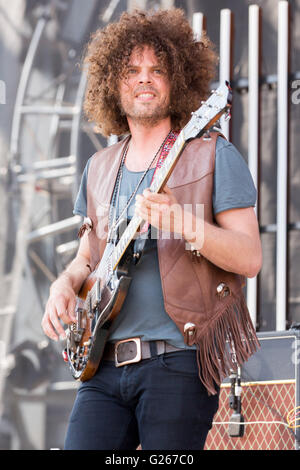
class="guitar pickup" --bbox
[66,325,83,351]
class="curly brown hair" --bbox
[83,8,218,137]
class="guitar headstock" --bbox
[184,81,232,140]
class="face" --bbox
[119,45,171,127]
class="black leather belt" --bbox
[103,337,183,367]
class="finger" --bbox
[161,184,173,195]
[136,205,153,226]
[49,301,68,339]
[141,201,168,215]
[136,193,162,209]
[55,297,71,323]
[67,296,77,323]
[137,196,161,213]
[41,312,59,342]
[136,204,150,221]
[137,204,163,229]
[58,303,75,326]
[135,196,147,214]
[142,189,170,204]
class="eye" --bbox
[127,68,138,75]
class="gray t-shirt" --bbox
[73,137,257,348]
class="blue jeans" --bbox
[64,350,219,450]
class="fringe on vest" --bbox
[195,292,260,395]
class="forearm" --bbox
[51,253,91,295]
[43,233,91,340]
[135,187,262,278]
[183,213,261,278]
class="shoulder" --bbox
[215,136,248,164]
[216,135,231,151]
[183,131,223,169]
[213,137,257,215]
[89,136,129,167]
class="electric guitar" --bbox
[64,81,232,381]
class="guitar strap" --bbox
[133,130,179,264]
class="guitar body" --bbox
[65,244,132,381]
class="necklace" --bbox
[108,131,173,243]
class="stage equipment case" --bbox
[205,329,300,450]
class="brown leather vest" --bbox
[85,132,259,394]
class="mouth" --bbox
[135,90,157,101]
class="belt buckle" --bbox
[114,337,142,367]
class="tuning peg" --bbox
[213,90,224,97]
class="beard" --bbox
[119,93,171,127]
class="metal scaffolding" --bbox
[0,0,176,450]
[1,0,106,450]
[0,0,299,450]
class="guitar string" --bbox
[89,122,209,308]
[89,130,173,308]
[88,88,229,307]
[108,130,173,242]
[71,87,229,368]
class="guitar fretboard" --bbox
[110,130,186,271]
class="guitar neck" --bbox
[88,81,231,306]
[110,130,187,271]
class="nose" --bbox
[138,68,152,84]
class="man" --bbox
[42,9,262,450]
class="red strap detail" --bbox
[140,131,179,234]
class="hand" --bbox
[41,274,77,341]
[135,185,184,236]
